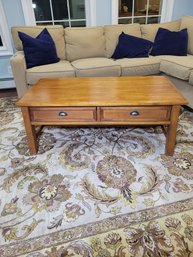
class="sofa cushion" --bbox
[104,24,141,58]
[180,16,193,55]
[160,56,193,80]
[115,56,160,76]
[151,28,188,56]
[188,70,193,85]
[71,58,121,77]
[65,27,105,62]
[18,28,60,69]
[112,32,153,59]
[11,25,65,59]
[166,75,193,108]
[26,60,75,84]
[140,20,181,42]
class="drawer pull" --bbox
[58,111,68,117]
[130,110,139,116]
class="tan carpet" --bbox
[0,97,193,257]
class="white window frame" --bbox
[160,0,175,23]
[0,0,13,56]
[21,0,96,27]
[112,0,174,24]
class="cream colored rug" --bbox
[0,97,193,257]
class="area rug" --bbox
[0,97,193,257]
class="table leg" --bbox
[165,105,180,156]
[21,107,37,155]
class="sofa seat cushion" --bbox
[189,71,193,85]
[115,56,160,76]
[71,58,121,77]
[65,27,105,62]
[26,60,75,84]
[160,56,193,80]
[104,24,141,58]
[165,75,193,109]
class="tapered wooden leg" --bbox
[21,107,37,155]
[165,105,180,156]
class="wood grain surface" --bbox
[16,76,188,107]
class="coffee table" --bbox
[16,76,187,155]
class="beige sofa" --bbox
[10,16,193,109]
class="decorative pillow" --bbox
[18,28,60,69]
[151,27,188,56]
[111,32,153,59]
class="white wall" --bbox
[96,0,112,25]
[0,0,25,84]
[172,0,193,20]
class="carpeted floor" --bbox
[0,97,193,257]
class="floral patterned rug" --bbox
[0,97,193,257]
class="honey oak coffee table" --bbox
[16,76,187,155]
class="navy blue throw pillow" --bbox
[111,32,153,59]
[151,27,188,56]
[18,28,60,69]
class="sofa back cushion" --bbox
[104,24,141,58]
[65,26,105,62]
[140,20,181,42]
[180,16,193,55]
[11,25,65,60]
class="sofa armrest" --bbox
[10,51,28,98]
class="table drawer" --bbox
[30,107,97,122]
[100,106,171,122]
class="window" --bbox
[112,0,174,25]
[33,0,86,27]
[118,0,162,24]
[21,0,96,27]
[0,0,13,56]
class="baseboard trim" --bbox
[0,80,16,89]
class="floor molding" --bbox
[0,79,16,89]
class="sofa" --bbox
[10,16,193,109]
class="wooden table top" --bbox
[16,76,188,107]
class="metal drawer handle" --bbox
[58,111,68,117]
[130,110,139,116]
